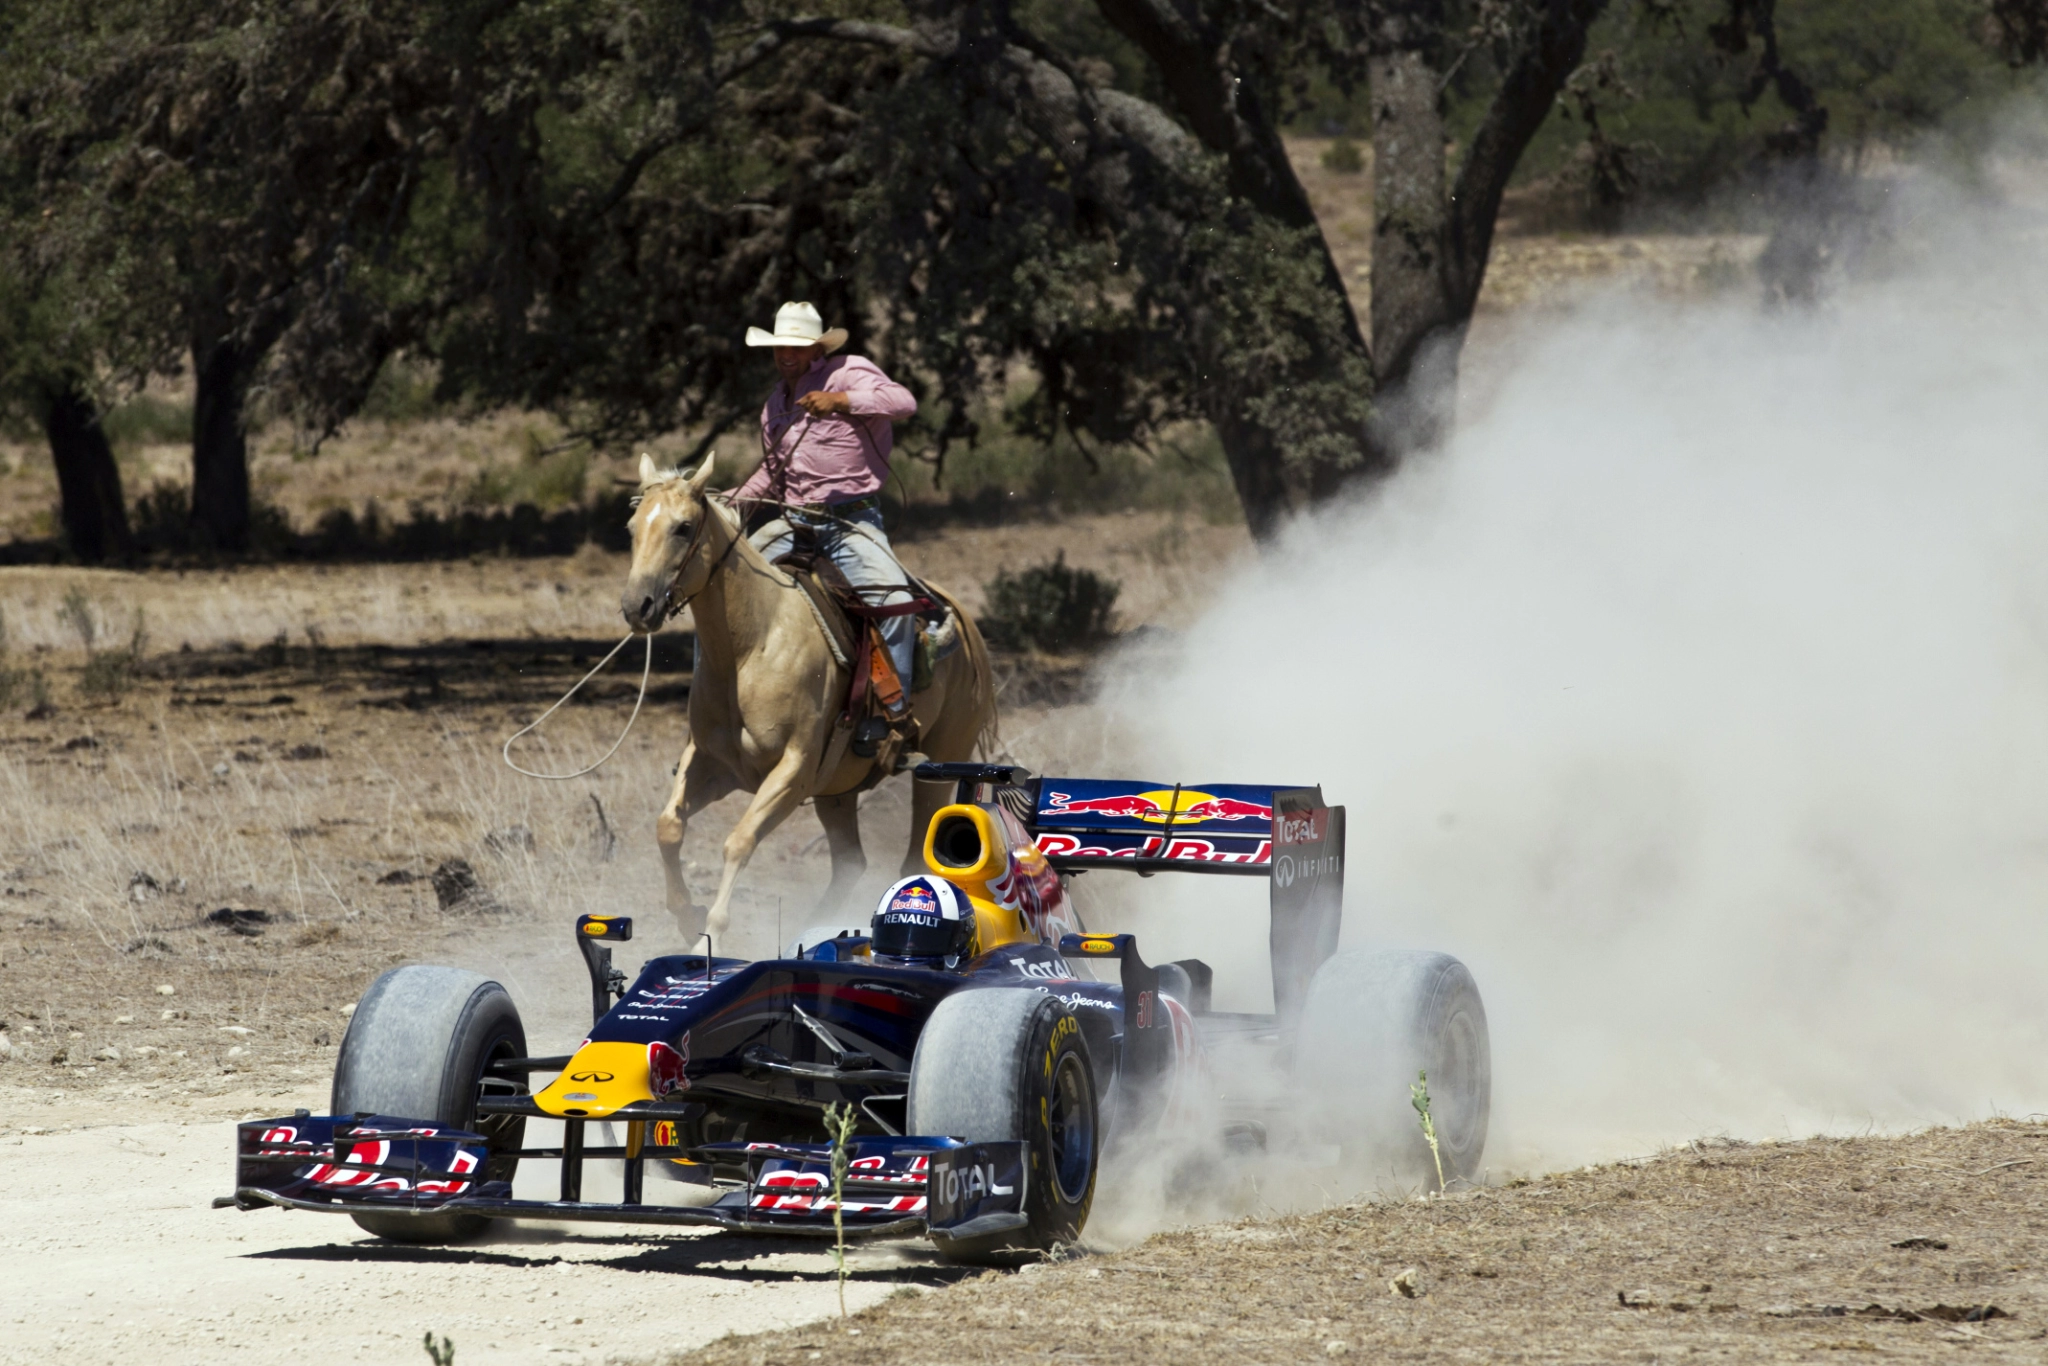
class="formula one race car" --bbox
[219,765,1490,1262]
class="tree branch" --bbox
[1444,0,1609,319]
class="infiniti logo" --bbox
[570,1071,614,1083]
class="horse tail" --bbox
[927,582,1001,760]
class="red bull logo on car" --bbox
[1033,831,1273,866]
[1042,788,1274,825]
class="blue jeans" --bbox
[752,503,917,702]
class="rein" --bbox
[500,631,653,781]
[500,493,737,782]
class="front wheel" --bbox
[1293,949,1490,1189]
[331,965,527,1243]
[908,989,1097,1263]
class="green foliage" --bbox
[982,553,1120,653]
[1483,0,2028,221]
[822,1100,860,1320]
[359,353,446,424]
[422,1331,455,1366]
[464,431,590,511]
[0,607,22,710]
[66,594,148,702]
[58,586,96,651]
[1321,137,1365,173]
[102,395,193,449]
[1411,1069,1446,1194]
[129,483,192,552]
[890,410,1240,526]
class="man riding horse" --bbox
[617,304,996,944]
[738,301,921,759]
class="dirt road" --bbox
[0,1083,973,1366]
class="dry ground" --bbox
[4,543,2043,1365]
[0,534,1191,1366]
[0,515,1242,1118]
[672,1122,2048,1366]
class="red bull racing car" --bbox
[218,765,1491,1262]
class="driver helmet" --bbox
[870,875,976,968]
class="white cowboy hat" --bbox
[745,301,848,352]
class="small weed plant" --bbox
[823,1099,860,1319]
[59,586,97,651]
[1322,136,1364,173]
[982,552,1119,652]
[1412,1069,1447,1194]
[422,1330,455,1365]
[74,600,149,702]
[0,608,23,709]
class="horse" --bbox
[619,453,999,944]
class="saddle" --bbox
[766,527,963,765]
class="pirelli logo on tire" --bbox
[1044,1014,1079,1082]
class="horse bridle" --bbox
[651,493,742,629]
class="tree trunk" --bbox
[41,378,133,564]
[1363,0,1610,459]
[190,336,254,553]
[1091,0,1385,534]
[1368,39,1455,456]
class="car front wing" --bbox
[216,1114,1028,1241]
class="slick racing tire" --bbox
[331,965,527,1243]
[1294,949,1490,1190]
[908,989,1097,1264]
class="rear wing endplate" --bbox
[914,763,1346,1018]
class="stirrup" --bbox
[850,715,891,758]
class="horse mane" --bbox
[628,471,690,508]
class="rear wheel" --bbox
[1294,949,1489,1189]
[908,988,1097,1263]
[331,965,527,1243]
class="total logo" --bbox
[933,1160,1015,1206]
[1042,789,1272,825]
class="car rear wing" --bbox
[915,763,1346,1018]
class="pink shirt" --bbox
[737,354,917,507]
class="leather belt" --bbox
[788,494,881,517]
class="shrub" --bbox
[130,482,194,552]
[982,553,1120,652]
[1321,137,1364,174]
[360,352,445,423]
[78,608,148,702]
[102,395,194,448]
[0,607,23,709]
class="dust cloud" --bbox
[1088,135,2048,1178]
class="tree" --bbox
[421,1,1616,537]
[0,274,136,563]
[0,164,133,562]
[6,0,457,552]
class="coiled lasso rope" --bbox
[500,631,654,780]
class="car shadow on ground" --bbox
[244,1229,984,1286]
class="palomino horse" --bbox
[620,454,998,943]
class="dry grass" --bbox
[0,524,1217,1110]
[0,509,1246,654]
[0,640,692,1102]
[665,1121,2048,1365]
[0,548,634,652]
